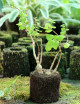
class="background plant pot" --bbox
[69,50,80,80]
[30,70,61,103]
[3,47,30,77]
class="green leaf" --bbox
[57,35,65,41]
[64,43,70,48]
[52,35,58,40]
[45,29,52,33]
[45,40,53,51]
[44,23,53,29]
[2,7,14,12]
[52,40,59,50]
[0,90,4,97]
[0,14,10,27]
[62,0,69,3]
[27,9,34,27]
[32,31,39,36]
[40,8,49,19]
[60,31,66,35]
[19,25,25,30]
[9,10,19,22]
[65,18,80,24]
[61,28,65,31]
[46,35,54,40]
[45,40,59,51]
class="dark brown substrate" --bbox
[30,70,61,103]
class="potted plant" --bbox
[7,1,70,103]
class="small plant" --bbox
[7,1,70,74]
[44,21,70,73]
[0,75,21,100]
[5,1,70,103]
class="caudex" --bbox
[9,1,70,74]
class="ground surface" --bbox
[0,77,80,104]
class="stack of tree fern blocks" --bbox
[68,35,80,79]
[0,31,12,47]
[3,47,30,77]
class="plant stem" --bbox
[25,9,37,61]
[54,52,62,72]
[53,30,59,35]
[40,38,43,64]
[25,9,43,73]
[66,34,69,42]
[26,29,37,60]
[49,51,59,71]
[35,37,40,59]
[5,20,11,31]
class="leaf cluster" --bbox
[45,23,70,51]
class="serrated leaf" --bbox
[40,8,49,19]
[61,28,65,31]
[53,35,58,40]
[45,40,59,51]
[44,23,52,29]
[32,31,39,36]
[60,31,66,35]
[52,40,59,50]
[46,35,54,40]
[57,35,65,41]
[9,10,19,22]
[0,90,4,97]
[19,25,25,30]
[64,43,70,48]
[45,40,53,51]
[27,9,34,27]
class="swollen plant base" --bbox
[30,70,61,103]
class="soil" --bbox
[30,70,61,103]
